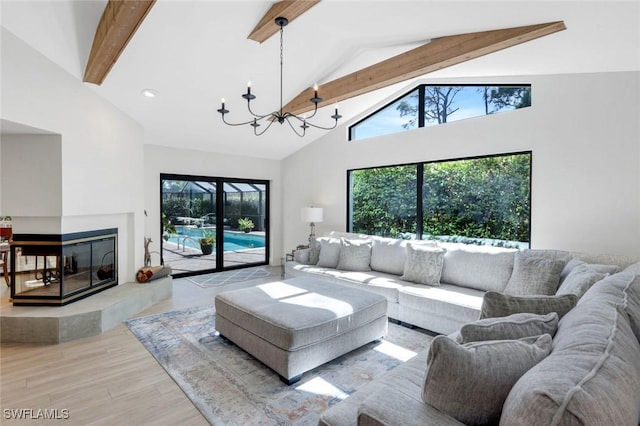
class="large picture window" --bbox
[349,84,531,141]
[348,152,531,248]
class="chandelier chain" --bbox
[280,24,284,118]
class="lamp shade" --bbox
[301,207,323,223]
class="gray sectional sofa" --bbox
[285,231,628,334]
[321,269,640,426]
[283,232,640,425]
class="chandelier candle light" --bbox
[217,17,341,137]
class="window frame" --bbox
[348,83,532,141]
[160,173,270,278]
[347,151,532,246]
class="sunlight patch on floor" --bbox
[373,340,417,362]
[296,377,350,400]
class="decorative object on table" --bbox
[199,230,216,255]
[162,212,176,241]
[301,206,323,242]
[135,265,172,283]
[217,17,341,137]
[237,217,254,233]
[144,237,152,267]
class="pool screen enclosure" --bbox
[161,174,269,277]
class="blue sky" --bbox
[352,86,522,140]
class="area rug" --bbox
[125,305,433,425]
[185,266,274,288]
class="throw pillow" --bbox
[293,248,310,264]
[422,334,552,425]
[556,263,609,299]
[523,249,572,262]
[623,261,640,277]
[560,258,618,283]
[400,243,446,286]
[370,237,437,275]
[504,251,568,295]
[336,238,372,271]
[627,275,640,343]
[308,237,321,265]
[316,237,342,268]
[480,291,578,319]
[458,312,559,344]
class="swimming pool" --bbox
[167,226,265,252]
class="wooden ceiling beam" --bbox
[83,0,156,85]
[248,0,321,43]
[282,21,566,116]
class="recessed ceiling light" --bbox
[141,89,159,98]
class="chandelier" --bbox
[217,17,342,137]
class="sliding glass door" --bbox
[161,174,269,277]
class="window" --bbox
[349,165,417,237]
[348,152,531,248]
[161,174,269,277]
[349,84,531,141]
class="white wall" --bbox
[1,134,62,216]
[144,145,283,265]
[1,28,145,281]
[282,71,640,258]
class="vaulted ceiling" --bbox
[2,1,638,160]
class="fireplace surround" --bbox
[10,228,118,306]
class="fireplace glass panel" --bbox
[10,229,118,306]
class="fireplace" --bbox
[10,228,118,306]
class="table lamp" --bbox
[301,207,323,242]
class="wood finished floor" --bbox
[0,268,282,425]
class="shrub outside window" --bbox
[348,151,531,248]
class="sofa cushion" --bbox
[504,251,569,295]
[623,260,640,276]
[322,349,468,426]
[370,237,436,275]
[501,272,640,425]
[398,283,484,334]
[333,270,406,304]
[521,248,573,262]
[626,274,640,343]
[439,242,516,292]
[316,237,342,268]
[328,230,371,241]
[422,334,552,425]
[480,291,577,319]
[560,258,618,283]
[293,247,311,264]
[400,244,446,286]
[458,312,559,344]
[398,283,485,335]
[556,263,608,299]
[337,238,372,271]
[308,238,321,264]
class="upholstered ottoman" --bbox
[214,277,388,384]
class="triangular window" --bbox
[349,84,531,141]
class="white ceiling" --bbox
[2,1,639,160]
